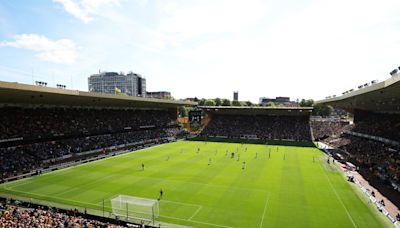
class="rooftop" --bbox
[0,81,195,108]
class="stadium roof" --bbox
[200,106,313,116]
[315,75,400,113]
[0,81,196,108]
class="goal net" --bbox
[111,195,159,222]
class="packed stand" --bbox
[311,119,351,140]
[0,203,125,227]
[337,135,400,186]
[0,106,182,181]
[352,111,400,142]
[200,115,312,141]
[0,127,183,180]
[0,107,177,140]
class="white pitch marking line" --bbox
[58,174,118,197]
[5,181,33,190]
[2,188,104,209]
[259,194,270,228]
[188,205,202,220]
[159,214,233,228]
[161,199,201,207]
[320,162,357,228]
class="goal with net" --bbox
[111,195,159,223]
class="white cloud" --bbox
[159,0,267,36]
[0,34,77,64]
[146,0,400,101]
[14,0,399,101]
[53,0,120,23]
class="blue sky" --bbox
[0,0,400,102]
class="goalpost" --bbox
[111,195,159,224]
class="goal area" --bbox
[111,195,159,222]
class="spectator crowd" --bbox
[0,107,177,141]
[311,119,351,140]
[200,115,312,141]
[0,202,125,227]
[0,106,185,181]
[337,135,400,187]
[312,112,400,198]
[352,111,400,142]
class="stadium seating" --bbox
[310,119,351,140]
[315,117,400,195]
[0,107,185,181]
[0,201,126,227]
[352,111,400,142]
[0,107,177,141]
[336,135,400,190]
[200,115,312,141]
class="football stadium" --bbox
[1,1,400,228]
[0,75,399,228]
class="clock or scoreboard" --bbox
[188,110,202,123]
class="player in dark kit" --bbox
[159,188,164,200]
[141,163,145,171]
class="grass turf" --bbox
[0,141,391,228]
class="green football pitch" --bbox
[0,141,391,227]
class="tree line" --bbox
[178,98,333,117]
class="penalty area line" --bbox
[188,205,202,220]
[159,214,233,228]
[161,199,202,207]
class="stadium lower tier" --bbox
[0,200,127,228]
[321,133,400,210]
[0,127,186,181]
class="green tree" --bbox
[198,98,206,106]
[265,102,276,107]
[245,101,253,106]
[178,106,188,117]
[215,98,222,106]
[232,100,241,106]
[222,99,231,106]
[204,99,216,106]
[299,99,314,107]
[313,103,333,117]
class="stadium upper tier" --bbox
[200,106,313,116]
[0,81,196,108]
[315,75,400,113]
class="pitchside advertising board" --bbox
[189,110,202,123]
